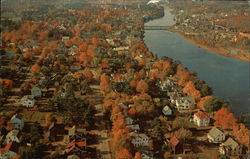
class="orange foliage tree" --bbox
[214,107,237,129]
[39,31,48,41]
[115,148,132,159]
[128,107,136,117]
[197,96,213,109]
[233,123,250,149]
[79,42,88,52]
[100,73,110,93]
[31,63,40,73]
[136,80,148,94]
[134,152,142,159]
[82,67,93,83]
[183,81,201,100]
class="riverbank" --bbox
[170,30,250,62]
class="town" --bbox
[0,0,249,159]
[168,0,250,62]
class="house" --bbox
[62,36,70,42]
[0,141,20,159]
[20,95,35,107]
[162,105,172,116]
[176,96,195,111]
[10,114,24,130]
[219,137,242,156]
[193,111,210,127]
[207,127,225,143]
[119,103,128,110]
[5,130,20,144]
[65,126,86,144]
[44,122,65,142]
[65,141,86,156]
[157,79,174,91]
[125,116,134,125]
[31,86,42,97]
[141,150,154,159]
[129,132,149,147]
[67,154,80,159]
[169,136,183,154]
[127,124,140,131]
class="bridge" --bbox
[144,26,171,30]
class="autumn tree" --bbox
[172,128,192,141]
[39,31,48,41]
[115,148,132,159]
[82,68,93,83]
[197,96,213,110]
[233,123,250,149]
[134,152,142,159]
[214,108,237,129]
[136,80,148,94]
[79,42,88,52]
[31,63,41,73]
[100,73,110,93]
[183,81,201,100]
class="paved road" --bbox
[90,85,112,159]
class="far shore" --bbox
[169,30,250,62]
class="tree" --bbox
[115,148,132,159]
[134,152,142,159]
[128,107,136,117]
[100,73,110,93]
[233,123,250,149]
[172,128,192,141]
[203,97,228,112]
[82,67,93,83]
[183,81,201,100]
[136,80,148,94]
[197,96,213,110]
[31,63,40,73]
[214,108,237,129]
[39,31,48,41]
[79,42,88,52]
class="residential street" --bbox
[90,85,112,159]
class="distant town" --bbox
[0,0,249,159]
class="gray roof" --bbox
[208,127,224,138]
[223,137,239,150]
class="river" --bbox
[144,7,250,116]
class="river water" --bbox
[144,7,250,116]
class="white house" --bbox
[176,96,195,111]
[125,116,134,125]
[31,86,42,97]
[127,124,140,131]
[20,95,35,107]
[10,114,24,130]
[5,130,20,144]
[207,127,225,143]
[219,137,242,156]
[193,111,210,127]
[158,79,174,92]
[129,132,149,147]
[141,150,154,159]
[162,105,172,116]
